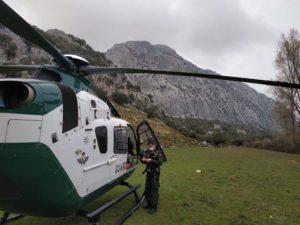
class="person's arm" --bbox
[140,150,148,164]
[148,151,163,165]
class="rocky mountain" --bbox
[0,25,278,132]
[105,41,278,131]
[0,26,51,65]
[0,26,109,66]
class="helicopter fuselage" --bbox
[0,77,139,217]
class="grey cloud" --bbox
[167,0,275,56]
[6,0,275,54]
[4,0,297,96]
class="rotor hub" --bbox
[64,54,90,67]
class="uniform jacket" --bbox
[141,148,164,173]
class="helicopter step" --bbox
[0,212,24,225]
[77,181,144,225]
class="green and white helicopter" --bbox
[0,1,299,225]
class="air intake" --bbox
[0,81,35,109]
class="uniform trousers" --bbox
[144,171,159,209]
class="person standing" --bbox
[141,139,164,214]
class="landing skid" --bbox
[0,212,24,225]
[78,181,145,225]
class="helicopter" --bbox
[0,1,300,225]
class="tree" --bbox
[208,130,230,147]
[274,28,300,151]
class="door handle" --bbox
[107,158,117,165]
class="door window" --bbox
[127,125,138,164]
[114,126,128,154]
[137,120,167,162]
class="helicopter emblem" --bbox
[75,149,89,165]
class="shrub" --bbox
[126,81,141,92]
[209,131,230,146]
[147,94,154,103]
[112,92,130,105]
[231,139,244,146]
[145,106,159,119]
[128,93,135,102]
[134,99,147,110]
[5,42,17,59]
[243,134,299,153]
[0,33,11,46]
[105,78,114,86]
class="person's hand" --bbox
[145,158,152,163]
[124,163,131,170]
[142,157,151,163]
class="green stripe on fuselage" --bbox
[0,142,135,217]
[0,143,80,217]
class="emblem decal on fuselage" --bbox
[76,149,89,165]
[115,162,127,174]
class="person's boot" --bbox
[148,207,157,214]
[142,201,151,209]
[142,204,151,209]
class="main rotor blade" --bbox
[80,66,300,89]
[0,1,75,70]
[0,65,42,74]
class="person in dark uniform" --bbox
[141,139,164,214]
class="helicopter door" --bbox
[136,120,167,162]
[127,125,139,165]
[111,126,128,180]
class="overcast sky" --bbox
[5,0,300,96]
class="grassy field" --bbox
[1,147,300,225]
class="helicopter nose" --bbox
[0,81,35,109]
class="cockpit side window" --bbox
[91,100,97,108]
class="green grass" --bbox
[2,147,300,225]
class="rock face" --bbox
[0,27,109,66]
[0,26,51,65]
[106,41,277,131]
[0,24,278,131]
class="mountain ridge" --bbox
[0,27,278,132]
[105,40,278,131]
